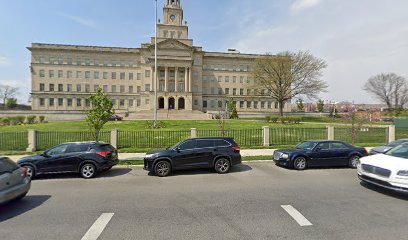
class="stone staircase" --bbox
[127,110,212,120]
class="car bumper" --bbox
[98,159,119,171]
[358,174,408,193]
[273,158,292,166]
[143,159,154,171]
[0,178,31,204]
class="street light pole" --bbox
[153,0,158,128]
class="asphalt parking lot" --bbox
[1,161,407,240]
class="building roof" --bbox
[28,43,141,53]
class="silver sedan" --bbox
[0,157,31,204]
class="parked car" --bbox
[358,143,408,193]
[110,115,123,121]
[17,142,118,179]
[143,137,242,177]
[0,157,31,204]
[369,139,408,155]
[273,140,368,170]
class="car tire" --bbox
[154,161,171,177]
[349,155,360,169]
[80,163,97,179]
[293,157,307,170]
[214,158,231,174]
[22,165,35,179]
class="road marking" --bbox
[281,205,313,226]
[81,213,114,240]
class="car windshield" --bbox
[385,144,408,158]
[296,141,317,150]
[170,141,183,150]
[386,139,408,147]
[0,158,19,175]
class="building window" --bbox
[120,72,125,80]
[94,85,100,92]
[218,101,222,108]
[194,100,198,105]
[268,101,272,109]
[233,65,237,71]
[76,98,82,107]
[210,76,215,82]
[49,98,54,106]
[58,58,64,64]
[129,99,134,107]
[39,70,45,78]
[136,99,141,107]
[218,76,222,82]
[137,86,141,93]
[240,89,244,95]
[225,76,229,82]
[240,76,244,83]
[120,99,125,107]
[233,88,237,95]
[67,58,72,65]
[58,98,63,107]
[76,84,81,92]
[94,71,100,79]
[145,99,150,105]
[137,73,142,80]
[275,102,278,109]
[226,64,230,71]
[112,85,116,93]
[129,61,134,67]
[145,84,150,92]
[39,98,45,106]
[247,89,251,95]
[203,76,207,81]
[58,84,63,92]
[39,83,45,91]
[58,70,63,78]
[86,99,90,107]
[67,71,72,78]
[67,84,72,92]
[210,65,214,70]
[104,60,109,66]
[129,72,134,80]
[218,88,222,95]
[203,87,207,94]
[225,88,230,95]
[85,84,90,93]
[163,30,168,38]
[145,70,151,78]
[240,101,244,108]
[103,85,108,92]
[247,101,251,108]
[211,88,215,94]
[261,101,265,109]
[254,101,258,109]
[203,64,207,70]
[95,59,99,66]
[77,58,81,65]
[49,70,54,78]
[129,86,134,93]
[103,72,108,80]
[203,100,207,108]
[112,72,116,80]
[76,71,82,79]
[85,71,91,79]
[67,98,73,107]
[120,85,125,93]
[39,57,45,64]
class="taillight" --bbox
[232,146,241,152]
[96,151,112,157]
[23,167,28,177]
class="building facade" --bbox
[28,0,290,113]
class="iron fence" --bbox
[269,128,327,145]
[334,127,387,144]
[197,129,263,147]
[0,132,27,151]
[118,130,191,149]
[36,131,111,150]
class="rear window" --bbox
[196,140,214,148]
[0,157,19,174]
[94,144,115,152]
[66,144,89,153]
[214,140,231,147]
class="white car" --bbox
[358,144,408,193]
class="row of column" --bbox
[151,66,193,93]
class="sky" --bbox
[1,0,408,104]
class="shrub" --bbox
[8,116,19,125]
[1,117,10,125]
[39,116,45,123]
[26,116,36,124]
[270,117,279,123]
[16,116,25,125]
[265,116,271,122]
[230,108,239,119]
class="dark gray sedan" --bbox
[0,157,31,204]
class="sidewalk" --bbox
[6,148,373,162]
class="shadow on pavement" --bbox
[360,182,408,201]
[167,164,253,177]
[32,168,132,180]
[0,195,51,222]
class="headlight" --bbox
[397,170,408,176]
[145,153,159,159]
[281,154,289,159]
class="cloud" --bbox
[63,14,99,29]
[290,0,322,14]
[0,56,8,66]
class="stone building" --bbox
[28,0,291,114]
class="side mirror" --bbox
[315,147,321,152]
[176,147,181,152]
[41,152,50,157]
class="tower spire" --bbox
[166,0,181,8]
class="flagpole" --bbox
[154,0,158,128]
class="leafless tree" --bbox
[252,51,328,116]
[0,85,19,109]
[363,73,408,110]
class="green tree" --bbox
[252,51,328,116]
[317,99,324,113]
[86,88,114,142]
[227,98,239,119]
[5,98,17,109]
[296,99,304,112]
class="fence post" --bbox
[388,125,395,143]
[111,129,118,149]
[191,128,197,138]
[263,126,270,147]
[26,129,37,152]
[327,126,334,140]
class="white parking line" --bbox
[81,213,114,240]
[281,205,312,227]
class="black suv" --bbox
[144,137,242,177]
[17,142,118,179]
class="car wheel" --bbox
[80,163,97,179]
[214,158,230,174]
[349,155,360,169]
[23,165,35,179]
[155,161,171,177]
[293,157,307,170]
